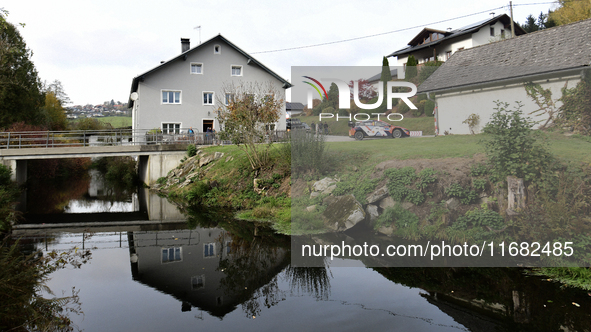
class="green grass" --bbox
[327,134,484,165]
[296,115,436,136]
[69,116,131,128]
[324,131,591,166]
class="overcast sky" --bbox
[3,0,555,105]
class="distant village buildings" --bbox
[65,103,131,119]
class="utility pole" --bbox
[510,1,516,38]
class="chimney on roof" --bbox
[181,38,190,53]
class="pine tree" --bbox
[406,55,418,80]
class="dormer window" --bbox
[214,45,221,54]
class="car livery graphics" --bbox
[348,120,410,140]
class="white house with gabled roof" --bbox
[418,18,591,135]
[128,35,291,136]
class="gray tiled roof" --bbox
[367,69,398,83]
[418,18,591,94]
[286,102,305,110]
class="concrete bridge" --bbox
[0,129,197,186]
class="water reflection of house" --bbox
[127,228,288,318]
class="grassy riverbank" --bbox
[156,130,591,289]
[156,143,292,230]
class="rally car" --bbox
[348,120,410,140]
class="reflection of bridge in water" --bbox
[13,187,187,237]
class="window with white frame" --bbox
[214,45,221,54]
[204,243,216,258]
[231,65,242,76]
[190,63,203,74]
[191,275,205,290]
[224,93,234,105]
[162,123,180,134]
[162,247,182,263]
[162,90,181,104]
[203,92,214,105]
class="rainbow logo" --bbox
[302,76,328,100]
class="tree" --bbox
[41,91,68,130]
[216,81,284,170]
[521,11,556,32]
[521,14,540,32]
[549,0,591,25]
[325,82,339,110]
[44,79,71,106]
[347,79,376,101]
[405,55,418,80]
[0,11,45,128]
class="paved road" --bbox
[324,135,435,142]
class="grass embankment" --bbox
[327,132,591,289]
[161,143,292,232]
[296,115,436,136]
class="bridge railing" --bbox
[0,128,289,149]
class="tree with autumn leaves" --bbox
[216,81,284,170]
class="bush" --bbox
[186,181,210,202]
[0,164,11,187]
[322,107,335,114]
[445,183,478,205]
[376,204,419,229]
[424,100,435,117]
[103,157,138,188]
[412,100,425,117]
[418,61,443,84]
[187,144,197,157]
[70,117,111,130]
[398,102,410,114]
[482,101,553,182]
[453,207,504,230]
[338,108,349,116]
[290,130,332,175]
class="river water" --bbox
[12,170,591,332]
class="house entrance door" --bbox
[202,120,214,133]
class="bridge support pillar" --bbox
[0,159,27,185]
[138,152,185,187]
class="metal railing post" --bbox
[7,132,10,149]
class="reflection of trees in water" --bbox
[284,265,332,301]
[373,267,591,331]
[217,233,288,318]
[27,169,90,214]
[26,164,136,214]
[0,239,92,331]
